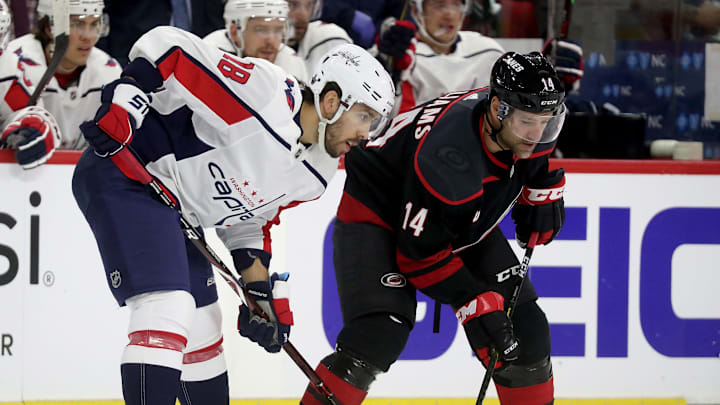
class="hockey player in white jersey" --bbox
[378,0,504,112]
[0,0,121,169]
[0,0,11,54]
[288,0,353,76]
[204,0,308,83]
[71,26,394,405]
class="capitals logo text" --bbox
[209,162,255,226]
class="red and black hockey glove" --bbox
[237,272,294,353]
[455,291,520,367]
[512,168,566,247]
[80,77,150,157]
[0,106,61,169]
[377,19,417,71]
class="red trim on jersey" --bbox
[396,247,464,289]
[483,175,500,183]
[399,80,416,114]
[128,330,187,352]
[183,337,224,364]
[156,48,252,125]
[261,200,302,253]
[336,191,392,230]
[301,363,368,405]
[5,78,30,111]
[496,377,554,405]
[414,89,489,206]
[528,145,555,159]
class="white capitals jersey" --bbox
[202,29,309,84]
[0,34,122,149]
[129,26,338,253]
[403,31,504,108]
[296,21,351,74]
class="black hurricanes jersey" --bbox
[336,88,556,306]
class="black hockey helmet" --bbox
[490,51,565,115]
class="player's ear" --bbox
[320,90,340,119]
[490,96,500,117]
[229,23,240,43]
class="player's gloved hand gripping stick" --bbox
[475,231,540,405]
[110,147,340,405]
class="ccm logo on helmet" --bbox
[380,273,407,288]
[540,99,558,105]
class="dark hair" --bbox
[300,81,342,105]
[32,15,53,50]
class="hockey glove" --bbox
[237,272,294,353]
[80,77,151,157]
[455,292,520,367]
[0,106,62,169]
[542,38,583,92]
[378,19,417,71]
[512,168,566,247]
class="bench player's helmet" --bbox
[37,0,106,37]
[309,44,395,155]
[489,51,567,144]
[224,0,289,54]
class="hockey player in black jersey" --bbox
[301,52,567,405]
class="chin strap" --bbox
[413,12,458,50]
[311,92,348,158]
[226,27,244,56]
[486,111,507,151]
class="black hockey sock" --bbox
[177,371,229,405]
[121,363,181,405]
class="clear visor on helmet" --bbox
[69,14,106,38]
[344,101,389,140]
[503,103,567,144]
[244,16,289,43]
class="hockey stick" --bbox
[475,231,540,405]
[559,0,574,40]
[28,0,69,107]
[110,148,340,405]
[386,0,411,72]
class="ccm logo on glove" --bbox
[518,180,565,204]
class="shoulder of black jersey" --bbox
[413,91,491,206]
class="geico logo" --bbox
[321,206,720,359]
[0,192,43,287]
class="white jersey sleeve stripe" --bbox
[155,47,293,151]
